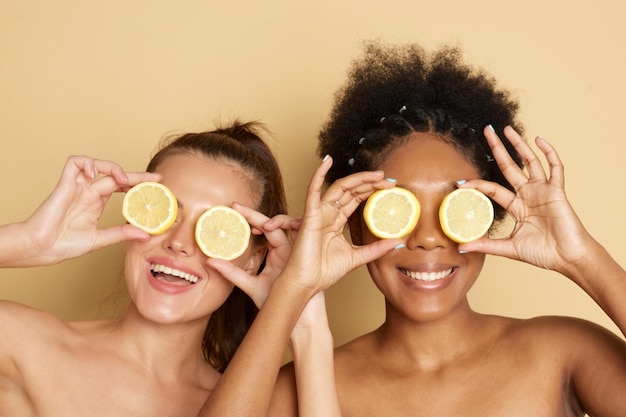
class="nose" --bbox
[405,202,449,251]
[162,216,197,257]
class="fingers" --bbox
[534,135,565,188]
[305,155,334,214]
[206,258,265,307]
[322,170,394,216]
[502,126,548,183]
[263,214,301,232]
[349,238,405,271]
[456,178,517,215]
[483,126,530,190]
[233,204,291,249]
[457,236,516,259]
[91,224,151,250]
[63,155,161,195]
[484,126,565,189]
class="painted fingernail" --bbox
[394,244,406,250]
[323,154,330,161]
[386,177,397,183]
[459,250,468,254]
[488,124,495,132]
[456,179,466,185]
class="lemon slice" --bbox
[195,206,251,260]
[439,188,494,243]
[363,188,420,239]
[122,182,178,235]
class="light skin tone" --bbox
[270,127,626,417]
[0,152,400,417]
[0,153,269,416]
[0,156,161,268]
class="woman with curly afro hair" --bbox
[269,41,626,416]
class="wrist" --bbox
[289,323,334,354]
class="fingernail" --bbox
[394,244,405,250]
[459,250,468,254]
[488,124,495,132]
[386,177,397,183]
[456,179,466,185]
[323,154,330,161]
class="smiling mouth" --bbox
[150,263,200,284]
[399,267,455,282]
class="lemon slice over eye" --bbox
[195,206,251,261]
[363,188,421,239]
[122,182,178,235]
[439,188,494,243]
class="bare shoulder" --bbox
[0,300,79,371]
[505,315,624,351]
[0,299,74,340]
[511,315,626,416]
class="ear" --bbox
[243,242,267,275]
[348,206,364,246]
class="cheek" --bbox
[461,252,486,285]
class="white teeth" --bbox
[150,263,199,283]
[401,268,454,282]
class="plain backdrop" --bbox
[1,0,624,348]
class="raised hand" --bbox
[206,205,297,308]
[3,155,161,267]
[283,155,405,291]
[458,126,593,275]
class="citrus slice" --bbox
[122,182,178,235]
[439,188,494,243]
[363,188,420,239]
[195,206,251,260]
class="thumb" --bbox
[206,258,258,296]
[349,238,405,269]
[458,237,516,259]
[93,225,150,250]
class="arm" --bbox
[460,125,626,335]
[199,156,402,417]
[0,155,160,268]
[287,292,341,417]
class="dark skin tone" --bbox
[270,127,626,417]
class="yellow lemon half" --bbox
[439,188,494,243]
[363,188,420,239]
[122,182,178,235]
[195,206,251,261]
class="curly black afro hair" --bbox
[318,41,524,222]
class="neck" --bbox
[106,303,213,378]
[374,299,487,371]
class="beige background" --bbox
[1,0,624,348]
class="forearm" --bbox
[565,238,626,337]
[198,271,315,417]
[290,320,341,417]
